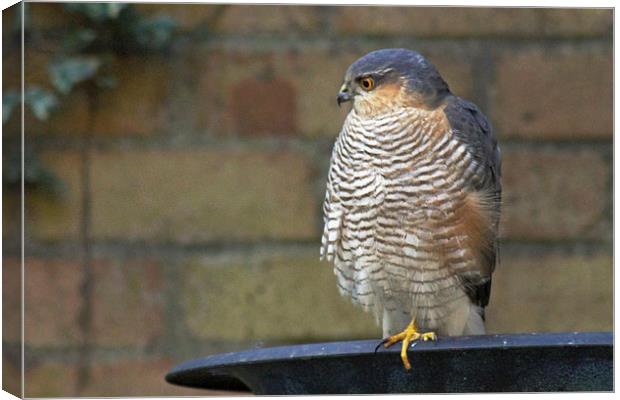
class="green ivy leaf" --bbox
[65,3,128,22]
[3,139,65,194]
[61,28,98,53]
[25,87,59,120]
[95,75,117,89]
[133,16,177,50]
[3,90,20,124]
[49,57,101,94]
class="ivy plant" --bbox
[2,3,177,191]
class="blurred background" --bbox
[2,2,613,397]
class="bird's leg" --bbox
[382,319,436,370]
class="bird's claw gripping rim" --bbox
[375,321,437,370]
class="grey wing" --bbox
[444,95,502,308]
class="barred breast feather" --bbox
[321,95,501,337]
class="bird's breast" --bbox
[327,107,480,263]
[334,108,473,199]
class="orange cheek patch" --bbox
[373,83,403,100]
[372,83,415,109]
[371,83,441,111]
[356,83,448,117]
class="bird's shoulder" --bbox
[443,96,490,132]
[442,95,494,153]
[441,95,501,190]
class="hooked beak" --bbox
[337,83,352,107]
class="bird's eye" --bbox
[359,77,375,91]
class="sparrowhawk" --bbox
[320,48,502,370]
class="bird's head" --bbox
[337,48,450,116]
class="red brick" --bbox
[2,258,22,344]
[423,50,475,101]
[2,4,22,89]
[13,256,165,348]
[278,48,359,138]
[2,193,20,244]
[25,360,78,397]
[192,49,276,136]
[2,355,22,397]
[4,50,39,131]
[9,12,172,137]
[23,258,82,347]
[182,255,379,342]
[192,47,359,137]
[82,358,249,396]
[486,252,612,333]
[28,2,80,30]
[23,357,240,397]
[86,148,316,242]
[212,5,321,34]
[539,8,612,37]
[230,77,297,136]
[331,7,612,38]
[91,56,172,135]
[193,47,475,138]
[136,4,322,33]
[25,90,92,138]
[21,47,55,91]
[30,148,319,243]
[27,152,81,242]
[2,4,18,37]
[91,258,164,347]
[492,47,612,139]
[5,48,92,136]
[499,147,610,241]
[18,51,169,137]
[134,3,222,30]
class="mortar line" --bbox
[15,239,613,261]
[75,85,96,395]
[22,131,615,152]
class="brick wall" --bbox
[2,4,612,397]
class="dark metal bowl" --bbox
[166,332,612,394]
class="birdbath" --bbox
[166,331,612,394]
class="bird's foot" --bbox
[382,320,436,370]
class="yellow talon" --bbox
[383,320,436,370]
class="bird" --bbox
[320,48,501,370]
